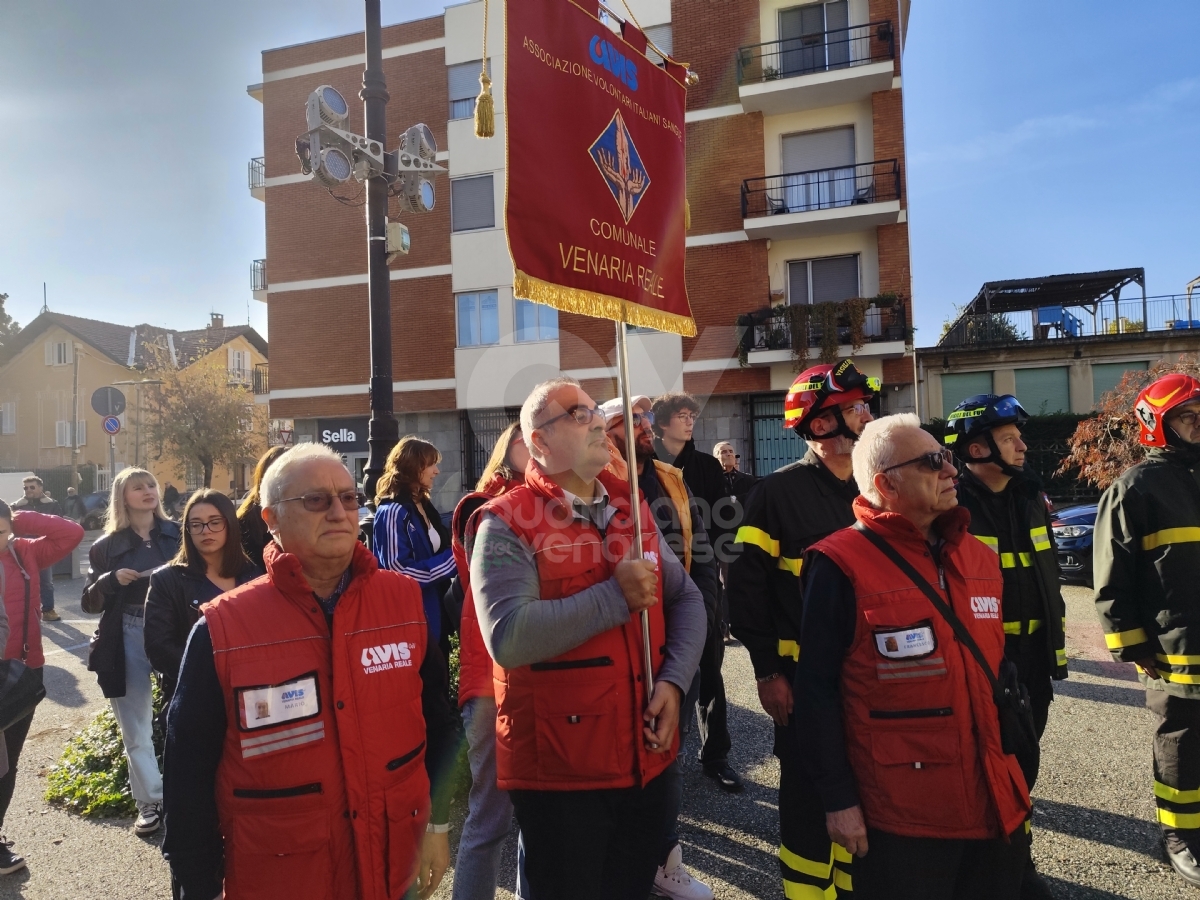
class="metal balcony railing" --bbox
[741,160,900,219]
[939,295,1200,347]
[252,259,267,293]
[739,299,907,356]
[737,20,894,86]
[249,157,266,191]
[253,363,269,396]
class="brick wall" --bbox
[671,0,760,111]
[868,0,901,76]
[871,89,906,209]
[684,366,769,397]
[558,313,617,371]
[686,113,765,236]
[682,241,770,361]
[882,355,913,387]
[261,18,444,74]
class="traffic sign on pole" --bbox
[91,387,126,418]
[102,416,121,435]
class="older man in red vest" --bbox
[470,377,706,900]
[162,443,460,900]
[794,414,1031,900]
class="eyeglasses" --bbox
[839,401,871,416]
[672,412,697,424]
[534,405,606,430]
[884,447,955,474]
[22,485,38,492]
[277,490,365,513]
[631,411,655,427]
[186,518,228,535]
[1174,410,1200,427]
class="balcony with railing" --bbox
[252,259,267,302]
[737,295,908,367]
[253,363,269,398]
[249,157,266,201]
[742,159,901,240]
[737,21,895,115]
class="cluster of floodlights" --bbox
[295,85,444,214]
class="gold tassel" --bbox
[684,199,691,231]
[474,71,494,138]
[514,270,697,337]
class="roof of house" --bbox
[0,312,267,369]
[964,268,1146,315]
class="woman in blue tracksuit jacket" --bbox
[372,435,456,641]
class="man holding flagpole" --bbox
[470,377,706,900]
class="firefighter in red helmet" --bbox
[728,359,878,898]
[1095,372,1200,889]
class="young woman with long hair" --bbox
[450,422,531,900]
[371,436,455,642]
[145,490,263,707]
[0,500,82,874]
[237,445,287,569]
[82,468,181,837]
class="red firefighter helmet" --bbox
[1134,373,1200,446]
[784,359,880,437]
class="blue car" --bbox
[1052,503,1098,587]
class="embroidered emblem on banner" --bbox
[236,672,321,732]
[589,110,650,224]
[874,624,937,659]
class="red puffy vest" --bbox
[812,498,1031,840]
[203,541,431,900]
[481,463,675,791]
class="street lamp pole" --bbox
[360,0,397,504]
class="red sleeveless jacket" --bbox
[812,499,1030,840]
[481,463,675,791]
[203,541,431,900]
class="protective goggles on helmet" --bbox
[944,394,1028,447]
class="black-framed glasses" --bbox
[884,447,954,474]
[186,518,228,535]
[1174,409,1200,427]
[277,490,365,513]
[534,405,606,430]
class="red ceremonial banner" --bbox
[505,0,695,336]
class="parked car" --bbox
[80,491,111,531]
[1052,503,1098,587]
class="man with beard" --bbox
[729,360,877,899]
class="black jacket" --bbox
[1094,445,1200,697]
[237,501,272,570]
[956,467,1067,680]
[654,438,734,548]
[723,468,758,502]
[144,562,263,699]
[82,520,182,698]
[11,495,64,518]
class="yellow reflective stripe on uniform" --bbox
[1105,627,1149,649]
[782,883,835,900]
[976,535,999,553]
[737,526,780,557]
[999,552,1033,568]
[778,844,833,879]
[1030,526,1051,551]
[1159,671,1200,685]
[779,556,803,576]
[1025,819,1033,834]
[1156,653,1200,666]
[1143,527,1200,551]
[1158,808,1200,829]
[1155,781,1200,804]
[1056,648,1068,666]
[778,640,800,661]
[1003,620,1043,635]
[832,844,852,864]
[833,869,853,891]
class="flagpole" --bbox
[614,320,656,713]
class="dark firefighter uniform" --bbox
[729,450,857,898]
[956,467,1068,744]
[1094,372,1200,885]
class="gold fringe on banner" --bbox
[514,269,697,337]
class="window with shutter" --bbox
[45,341,71,366]
[779,1,850,76]
[1015,367,1070,415]
[787,254,858,305]
[1092,361,1148,407]
[787,261,810,305]
[781,127,855,210]
[76,420,86,446]
[0,403,14,435]
[941,372,995,418]
[644,24,673,66]
[448,60,491,120]
[451,175,496,232]
[55,421,70,447]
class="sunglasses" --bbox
[534,405,606,430]
[277,490,365,513]
[884,447,954,474]
[186,518,228,535]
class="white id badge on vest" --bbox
[236,672,321,732]
[873,624,937,660]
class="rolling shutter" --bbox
[1092,361,1148,407]
[451,175,495,232]
[941,372,994,419]
[1015,366,1070,414]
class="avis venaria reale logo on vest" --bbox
[361,642,414,674]
[970,596,1000,619]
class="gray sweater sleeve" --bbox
[656,536,706,696]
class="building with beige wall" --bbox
[0,312,268,497]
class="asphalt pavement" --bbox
[0,574,1189,899]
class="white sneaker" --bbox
[653,843,714,900]
[134,802,162,835]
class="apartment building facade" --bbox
[250,0,914,503]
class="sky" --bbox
[0,1,1196,347]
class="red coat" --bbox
[812,498,1030,840]
[203,541,430,900]
[481,463,674,791]
[5,512,83,667]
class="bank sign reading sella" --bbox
[317,418,369,453]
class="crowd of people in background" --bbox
[0,356,1198,899]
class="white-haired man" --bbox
[793,414,1032,900]
[470,378,706,900]
[162,442,460,900]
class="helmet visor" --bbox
[829,360,881,397]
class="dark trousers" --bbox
[0,711,36,829]
[511,768,671,900]
[696,618,731,767]
[1147,690,1200,848]
[1006,632,1053,789]
[778,731,853,896]
[38,567,54,612]
[854,826,1030,900]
